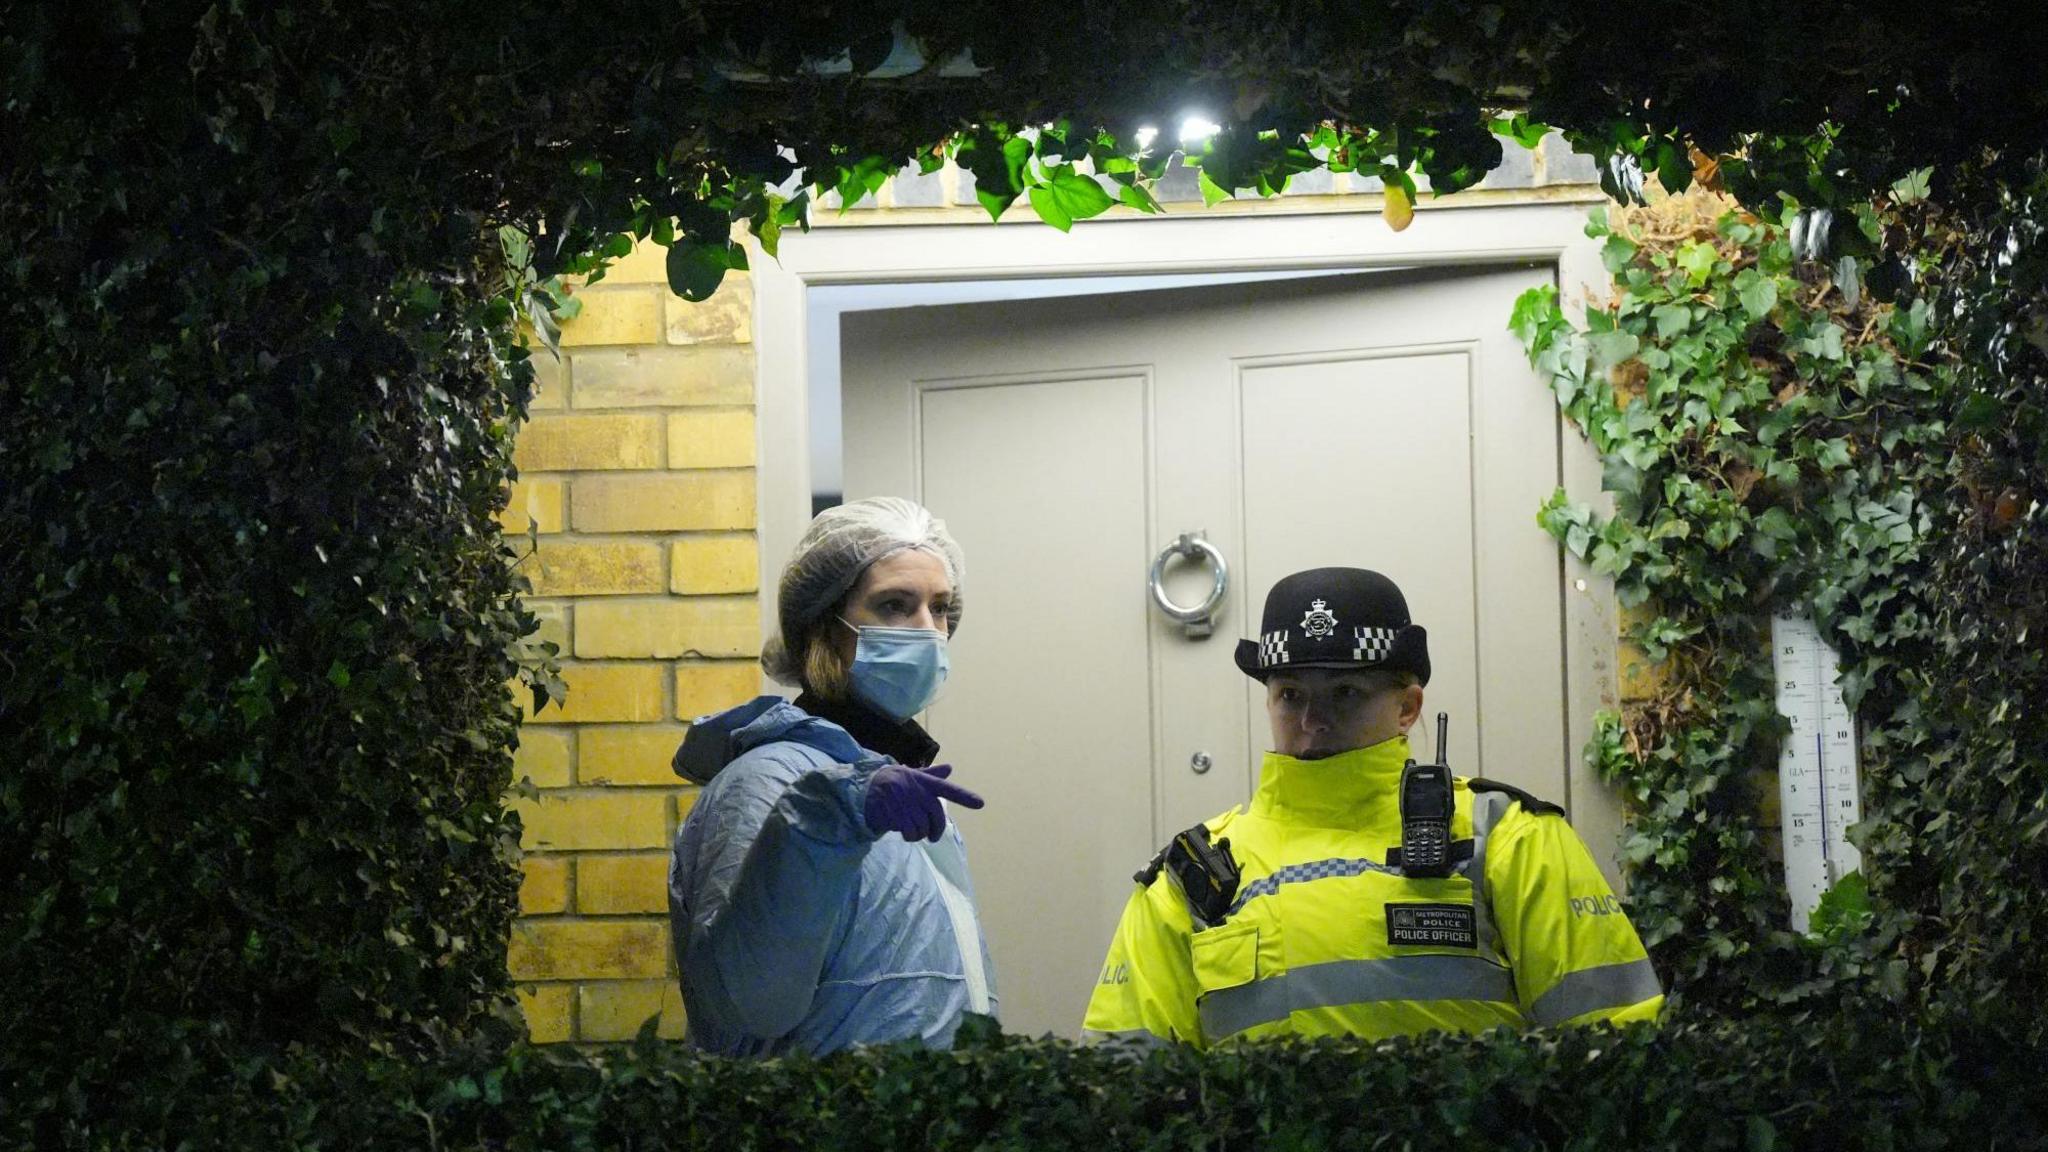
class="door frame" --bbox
[749,196,1631,880]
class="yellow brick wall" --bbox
[505,248,758,1043]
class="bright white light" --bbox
[1134,125,1159,150]
[1178,116,1221,145]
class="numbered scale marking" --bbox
[1771,613,1864,933]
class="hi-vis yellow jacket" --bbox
[1082,736,1663,1047]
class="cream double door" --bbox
[841,266,1567,1038]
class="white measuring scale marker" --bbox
[1771,613,1864,932]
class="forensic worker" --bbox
[668,497,996,1055]
[1082,567,1662,1047]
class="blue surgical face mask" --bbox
[838,619,950,721]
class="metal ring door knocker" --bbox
[1149,532,1229,639]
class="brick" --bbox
[519,855,570,914]
[508,920,668,981]
[512,726,574,788]
[560,287,664,347]
[676,790,699,823]
[570,346,753,409]
[524,540,665,596]
[667,409,756,469]
[1540,131,1602,186]
[577,981,685,1042]
[509,790,670,851]
[526,601,571,654]
[1478,139,1537,190]
[581,724,690,786]
[499,479,565,535]
[887,165,946,208]
[527,662,667,724]
[513,413,663,471]
[578,853,671,915]
[527,351,568,410]
[571,473,756,533]
[664,277,753,345]
[1281,167,1336,195]
[671,535,759,594]
[675,662,761,720]
[517,984,574,1044]
[1154,155,1203,203]
[576,597,761,660]
[586,239,671,285]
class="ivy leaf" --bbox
[1589,330,1640,369]
[1197,169,1233,207]
[1956,391,2001,429]
[1652,303,1692,337]
[1026,186,1072,232]
[1890,168,1932,204]
[1488,113,1549,150]
[1601,233,1639,274]
[1027,170,1115,234]
[976,187,1019,220]
[1676,241,1717,287]
[666,238,745,302]
[1118,183,1163,214]
[1735,269,1779,319]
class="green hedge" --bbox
[0,0,535,1083]
[28,1013,2044,1151]
[7,4,2048,1147]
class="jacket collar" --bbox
[1250,734,1411,827]
[793,691,940,768]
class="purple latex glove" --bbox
[862,763,984,842]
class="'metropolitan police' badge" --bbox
[1301,598,1339,638]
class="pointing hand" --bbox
[862,763,984,842]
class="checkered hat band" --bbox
[1353,626,1397,663]
[1258,630,1291,668]
[1261,626,1399,667]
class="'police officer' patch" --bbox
[1386,903,1478,948]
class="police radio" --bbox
[1399,713,1455,878]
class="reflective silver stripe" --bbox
[1227,855,1400,916]
[1198,955,1518,1041]
[1528,958,1664,1025]
[1081,1028,1169,1051]
[1469,792,1514,960]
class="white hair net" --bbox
[761,497,966,685]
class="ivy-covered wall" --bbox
[1512,179,2048,1033]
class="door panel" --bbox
[840,267,1563,1039]
[1237,349,1478,774]
[917,375,1156,1035]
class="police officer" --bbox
[1082,567,1662,1048]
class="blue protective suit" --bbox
[668,696,998,1056]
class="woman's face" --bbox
[1265,669,1423,759]
[832,549,956,665]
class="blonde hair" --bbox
[797,619,852,703]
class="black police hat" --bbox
[1233,567,1431,685]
